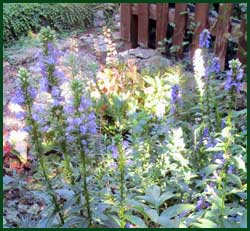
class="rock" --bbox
[57,39,72,51]
[80,35,95,46]
[112,31,121,41]
[10,47,40,65]
[118,47,157,60]
[118,50,132,62]
[117,47,172,72]
[141,55,171,70]
[129,47,158,59]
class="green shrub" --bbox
[3,3,116,45]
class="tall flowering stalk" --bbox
[37,27,74,184]
[199,29,211,49]
[170,84,182,116]
[38,27,60,92]
[115,135,127,228]
[204,57,220,129]
[224,59,244,110]
[12,68,64,225]
[197,29,211,124]
[64,80,97,226]
[108,139,133,228]
[215,114,234,226]
[194,29,222,130]
[193,48,205,119]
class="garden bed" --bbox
[3,8,247,228]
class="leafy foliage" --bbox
[3,3,116,45]
[4,27,247,228]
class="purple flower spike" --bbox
[227,164,235,174]
[170,84,181,114]
[199,29,211,49]
[206,57,220,76]
[224,59,244,92]
[196,197,205,211]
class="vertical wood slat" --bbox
[172,3,187,57]
[191,3,209,56]
[214,3,233,70]
[237,18,246,66]
[138,4,149,47]
[120,4,132,42]
[156,3,168,47]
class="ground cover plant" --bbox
[3,25,247,228]
[3,3,117,45]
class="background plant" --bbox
[3,3,117,45]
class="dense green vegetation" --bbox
[3,3,116,45]
[4,27,246,228]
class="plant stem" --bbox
[116,136,126,228]
[78,138,92,226]
[61,139,75,185]
[26,102,64,225]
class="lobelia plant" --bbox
[204,57,220,130]
[197,29,220,130]
[170,84,182,117]
[37,27,75,184]
[38,27,65,93]
[4,22,246,228]
[224,59,244,110]
[64,79,97,226]
[12,67,65,225]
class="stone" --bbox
[112,31,121,41]
[57,39,73,51]
[129,47,158,59]
[141,55,171,70]
[9,47,40,65]
[117,50,132,62]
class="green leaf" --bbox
[158,218,179,228]
[240,212,247,228]
[206,145,224,152]
[62,216,87,228]
[143,76,155,86]
[144,208,158,223]
[169,22,175,27]
[211,194,223,210]
[159,204,195,220]
[232,156,246,172]
[182,41,189,46]
[124,215,147,228]
[201,164,219,177]
[226,174,242,187]
[192,218,218,228]
[228,188,246,199]
[179,10,188,15]
[137,185,161,207]
[111,215,121,227]
[158,191,176,207]
[148,185,161,199]
[232,109,246,117]
[38,212,57,228]
[55,189,75,200]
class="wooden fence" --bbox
[120,3,246,70]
